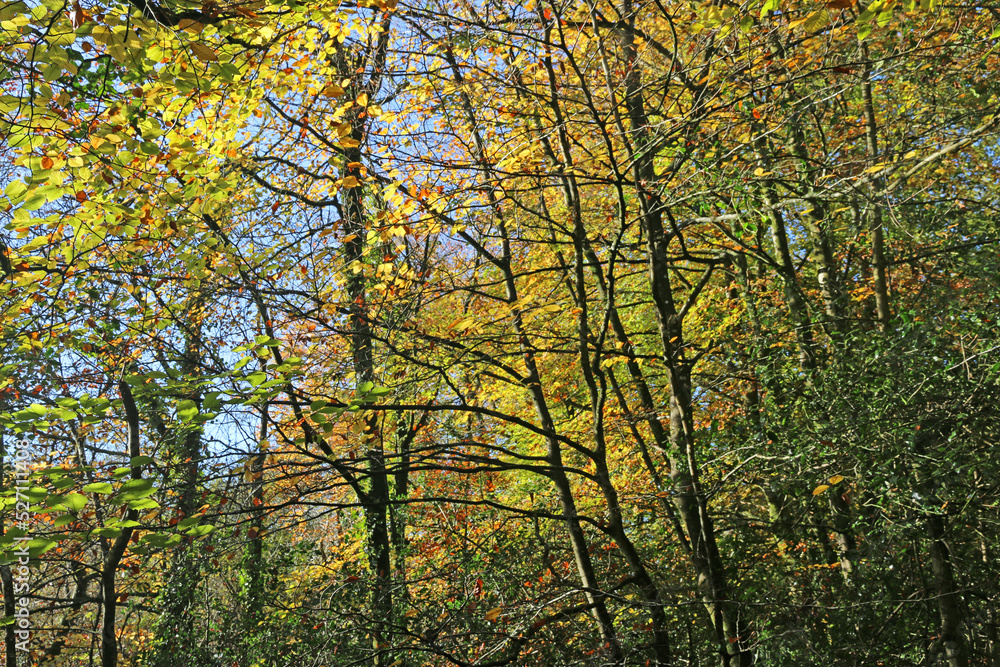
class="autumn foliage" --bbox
[1,0,999,665]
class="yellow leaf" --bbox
[828,475,844,485]
[453,316,476,331]
[356,92,368,107]
[190,42,218,62]
[323,84,345,97]
[485,607,502,622]
[91,25,112,44]
[803,9,830,32]
[812,484,830,496]
[342,176,359,188]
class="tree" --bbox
[3,0,1000,664]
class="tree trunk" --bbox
[100,382,143,667]
[915,422,966,667]
[861,48,891,328]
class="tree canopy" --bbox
[1,0,999,665]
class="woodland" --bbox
[0,0,999,664]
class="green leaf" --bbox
[176,399,199,422]
[92,527,122,538]
[27,538,57,556]
[203,392,222,410]
[141,533,171,547]
[120,479,154,499]
[83,482,114,494]
[127,498,160,510]
[3,179,27,200]
[58,492,88,512]
[254,335,281,347]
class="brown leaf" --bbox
[179,19,205,33]
[190,42,219,62]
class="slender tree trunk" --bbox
[45,561,95,660]
[100,382,143,667]
[434,35,624,659]
[340,77,393,663]
[780,88,846,333]
[609,4,752,662]
[861,48,891,328]
[151,330,205,665]
[915,422,966,667]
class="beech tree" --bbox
[2,0,999,665]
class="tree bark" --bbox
[915,422,966,667]
[861,48,891,328]
[100,382,143,667]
